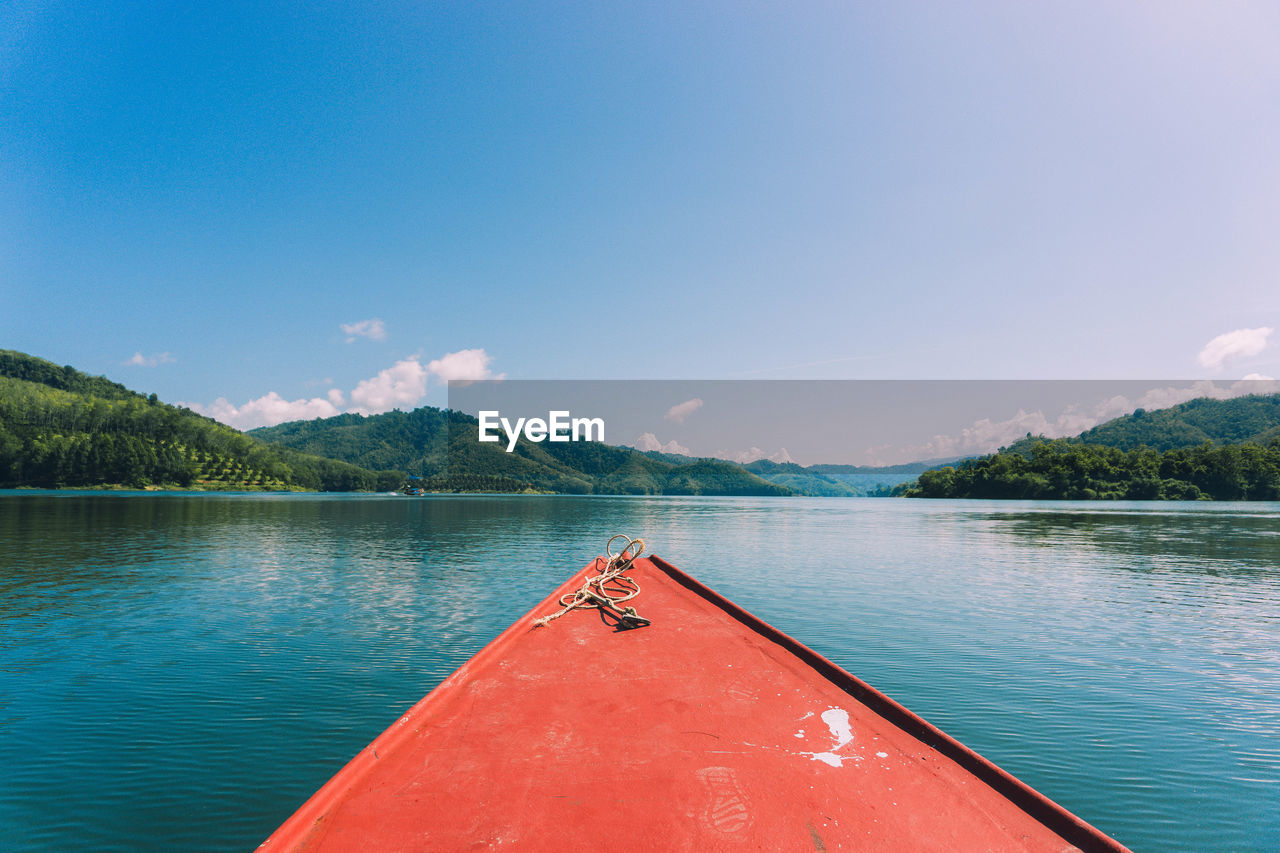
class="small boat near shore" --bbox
[261,537,1129,851]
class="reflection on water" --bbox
[990,505,1280,570]
[1,493,1277,851]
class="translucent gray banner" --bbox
[447,379,1278,468]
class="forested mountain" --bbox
[909,393,1280,501]
[0,350,397,491]
[249,409,448,475]
[250,408,793,496]
[249,407,956,497]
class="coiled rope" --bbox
[532,534,650,629]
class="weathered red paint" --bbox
[261,554,1130,852]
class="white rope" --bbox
[532,535,648,628]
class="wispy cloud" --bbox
[665,398,703,424]
[125,351,175,368]
[186,348,501,430]
[340,318,387,342]
[1197,327,1273,370]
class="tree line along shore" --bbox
[907,439,1280,501]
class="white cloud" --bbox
[183,392,343,430]
[427,348,504,384]
[348,358,430,414]
[347,349,502,413]
[341,318,387,342]
[1197,327,1273,370]
[665,398,703,424]
[187,347,502,430]
[125,351,175,368]
[630,432,692,455]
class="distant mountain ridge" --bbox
[250,407,792,496]
[740,459,946,496]
[249,408,948,496]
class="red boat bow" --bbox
[262,550,1129,852]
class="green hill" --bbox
[909,393,1280,501]
[0,350,397,491]
[0,350,141,401]
[742,460,862,496]
[250,407,793,496]
[243,409,449,475]
[1074,394,1280,450]
[1004,393,1280,455]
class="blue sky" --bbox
[3,1,1278,430]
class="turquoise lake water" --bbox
[1,492,1278,851]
